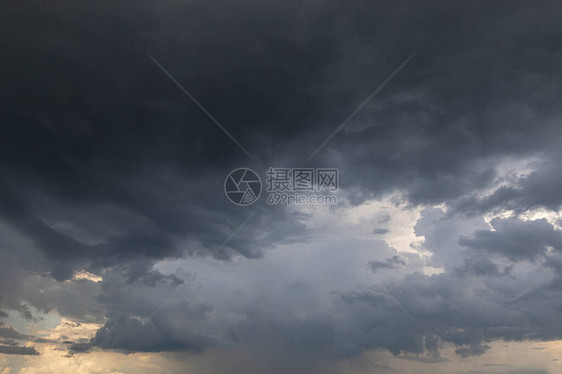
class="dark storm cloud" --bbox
[67,340,93,354]
[0,324,51,356]
[334,270,562,355]
[459,218,562,262]
[62,210,562,365]
[456,157,562,216]
[92,302,213,353]
[120,259,183,286]
[316,1,562,209]
[455,254,512,277]
[2,0,562,274]
[86,268,562,361]
[2,0,315,283]
[454,344,490,358]
[0,326,26,340]
[0,345,39,356]
[2,0,562,368]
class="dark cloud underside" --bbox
[1,0,562,371]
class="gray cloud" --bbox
[2,0,562,371]
[459,218,562,262]
[0,345,39,356]
[369,255,405,271]
[0,326,26,340]
[0,323,43,357]
[455,254,512,277]
[454,344,490,358]
[93,302,214,353]
[455,157,562,215]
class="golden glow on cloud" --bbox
[70,271,103,283]
[5,340,561,374]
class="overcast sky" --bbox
[2,0,562,373]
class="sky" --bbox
[2,0,562,373]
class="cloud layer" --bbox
[2,0,562,372]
